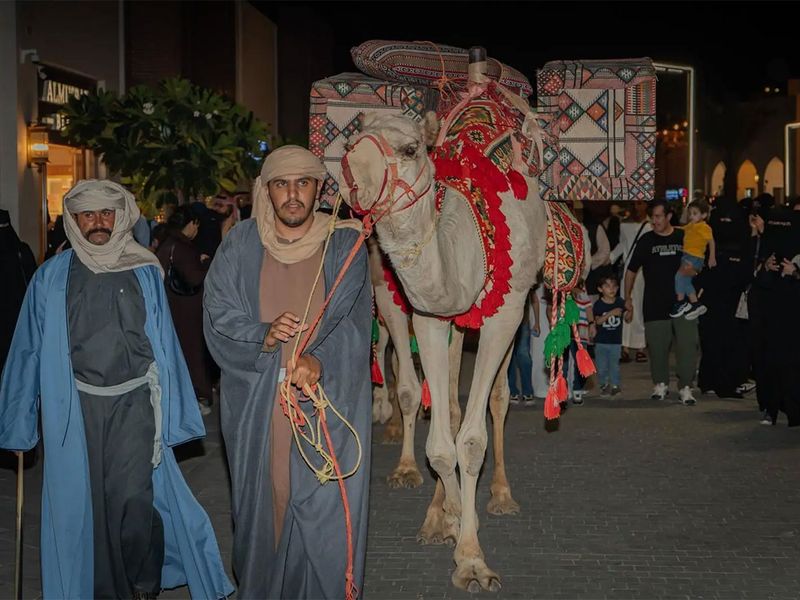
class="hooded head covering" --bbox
[63,179,163,274]
[252,145,360,264]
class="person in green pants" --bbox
[624,200,699,405]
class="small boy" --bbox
[670,199,716,320]
[593,274,627,396]
[564,280,595,405]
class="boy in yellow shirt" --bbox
[670,199,716,320]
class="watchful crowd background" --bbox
[2,188,799,429]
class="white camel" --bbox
[339,104,546,591]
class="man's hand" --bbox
[610,307,624,317]
[781,258,798,278]
[531,324,540,337]
[264,312,309,350]
[287,355,322,390]
[765,254,780,272]
[624,298,633,323]
[749,214,765,236]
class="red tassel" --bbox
[371,359,384,386]
[555,373,568,401]
[576,346,596,377]
[421,379,432,409]
[544,388,560,420]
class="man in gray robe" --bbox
[203,146,372,599]
[0,180,232,600]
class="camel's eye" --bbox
[402,145,418,158]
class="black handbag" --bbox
[166,242,201,296]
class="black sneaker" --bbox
[610,385,622,397]
[509,394,521,406]
[522,395,535,407]
[572,391,585,405]
[670,301,691,318]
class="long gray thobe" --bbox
[67,257,164,598]
[203,219,371,599]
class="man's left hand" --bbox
[780,259,798,278]
[287,355,322,390]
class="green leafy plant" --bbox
[61,78,269,207]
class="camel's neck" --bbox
[376,174,485,317]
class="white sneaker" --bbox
[737,381,756,394]
[650,382,669,400]
[679,386,697,406]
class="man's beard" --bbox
[276,201,313,228]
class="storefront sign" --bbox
[36,63,96,143]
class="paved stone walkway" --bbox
[1,357,799,599]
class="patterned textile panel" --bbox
[351,40,533,99]
[309,73,439,206]
[536,59,656,202]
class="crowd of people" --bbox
[508,194,800,427]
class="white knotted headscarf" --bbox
[252,145,360,264]
[63,179,163,274]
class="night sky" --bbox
[262,1,798,109]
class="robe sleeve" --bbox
[307,234,370,394]
[203,233,277,373]
[0,271,45,451]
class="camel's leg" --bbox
[372,314,393,424]
[418,325,464,545]
[451,294,525,592]
[379,286,423,488]
[486,343,520,516]
[414,313,461,546]
[448,326,464,437]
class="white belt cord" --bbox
[75,361,163,467]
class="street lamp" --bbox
[27,123,50,261]
[654,63,696,200]
[785,122,800,198]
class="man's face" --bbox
[74,209,116,245]
[212,196,234,218]
[267,176,319,228]
[650,205,672,233]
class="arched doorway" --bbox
[710,161,726,196]
[737,160,758,200]
[763,156,784,203]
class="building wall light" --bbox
[28,124,50,167]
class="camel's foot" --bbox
[381,422,403,444]
[451,557,501,593]
[386,462,423,489]
[486,488,520,516]
[417,507,460,546]
[372,394,392,424]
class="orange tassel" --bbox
[371,359,384,386]
[421,379,432,409]
[576,346,596,377]
[555,373,568,401]
[544,388,560,420]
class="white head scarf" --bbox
[252,146,360,264]
[63,179,163,274]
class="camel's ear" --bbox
[421,111,440,147]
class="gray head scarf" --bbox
[63,179,163,274]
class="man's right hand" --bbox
[624,299,633,323]
[264,312,309,349]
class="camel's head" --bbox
[338,111,439,215]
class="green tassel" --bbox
[564,295,580,326]
[410,334,419,355]
[543,320,571,367]
[371,318,380,344]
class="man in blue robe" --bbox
[203,147,372,599]
[0,180,233,600]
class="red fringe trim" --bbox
[421,379,432,409]
[433,143,517,330]
[371,359,384,386]
[382,257,412,315]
